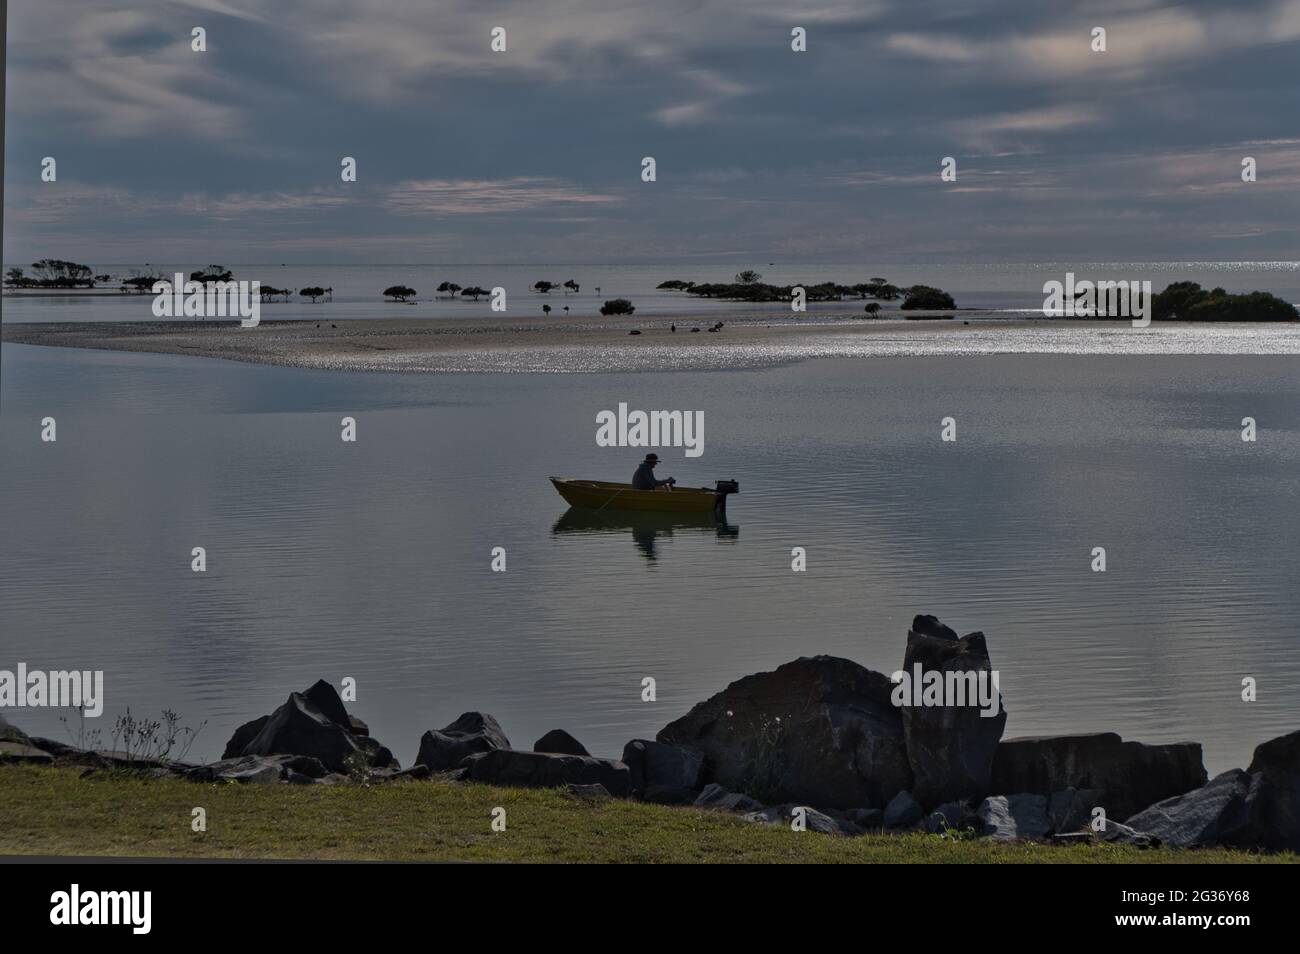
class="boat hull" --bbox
[549,477,722,514]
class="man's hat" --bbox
[644,453,659,463]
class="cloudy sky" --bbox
[5,0,1300,263]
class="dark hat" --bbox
[644,453,659,463]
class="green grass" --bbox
[0,765,1292,863]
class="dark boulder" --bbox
[622,739,704,794]
[533,729,590,757]
[1242,728,1300,852]
[989,733,1206,821]
[898,615,1007,808]
[241,693,378,773]
[415,712,510,771]
[884,790,923,828]
[302,679,351,728]
[221,679,377,761]
[222,715,268,759]
[694,783,763,813]
[356,737,398,769]
[641,785,699,805]
[1123,769,1255,849]
[847,807,884,829]
[462,749,632,797]
[657,655,912,810]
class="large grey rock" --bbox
[990,733,1206,821]
[193,753,331,785]
[416,712,510,771]
[622,739,704,794]
[741,804,863,836]
[898,615,1007,808]
[241,693,390,773]
[884,790,923,828]
[657,655,912,810]
[694,783,763,813]
[462,749,632,797]
[0,740,53,763]
[216,756,284,785]
[977,793,1049,841]
[1123,769,1255,848]
[1242,728,1300,852]
[533,729,590,757]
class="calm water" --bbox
[5,261,1299,321]
[1,342,1298,775]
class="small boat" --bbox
[549,477,738,516]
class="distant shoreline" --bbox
[5,315,1300,373]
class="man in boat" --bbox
[632,453,675,491]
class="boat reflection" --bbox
[551,507,739,562]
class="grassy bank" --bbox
[0,766,1292,863]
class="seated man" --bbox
[631,453,675,490]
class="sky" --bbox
[4,0,1300,264]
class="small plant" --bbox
[343,750,372,784]
[106,708,206,765]
[734,715,788,804]
[938,824,981,841]
[59,706,103,752]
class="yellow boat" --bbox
[549,477,738,516]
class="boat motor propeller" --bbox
[713,479,739,516]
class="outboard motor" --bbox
[713,479,739,516]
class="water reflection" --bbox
[551,507,739,562]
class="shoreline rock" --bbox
[989,733,1206,821]
[656,654,912,810]
[6,623,1299,854]
[900,615,1007,808]
[416,712,510,772]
